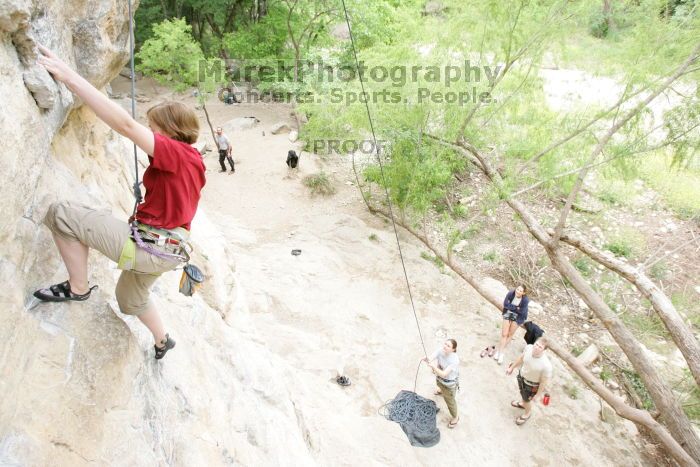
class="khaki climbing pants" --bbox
[44,201,182,316]
[436,379,459,419]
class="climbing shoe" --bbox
[154,334,176,360]
[336,375,351,387]
[33,281,97,302]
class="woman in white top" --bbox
[423,339,460,428]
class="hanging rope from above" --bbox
[339,0,441,446]
[127,0,142,215]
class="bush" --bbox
[573,257,593,277]
[604,240,632,258]
[420,251,445,271]
[604,229,646,259]
[136,19,205,90]
[303,171,336,196]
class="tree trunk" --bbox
[548,339,697,467]
[603,0,616,35]
[200,98,218,151]
[560,231,700,387]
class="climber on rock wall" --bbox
[32,45,206,360]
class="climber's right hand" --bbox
[37,45,76,84]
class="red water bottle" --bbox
[542,393,550,406]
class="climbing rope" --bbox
[340,0,441,444]
[379,390,441,447]
[339,0,428,365]
[127,0,142,215]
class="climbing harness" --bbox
[340,0,440,444]
[126,0,204,294]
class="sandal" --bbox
[448,417,460,429]
[154,334,176,360]
[480,346,493,358]
[487,346,497,358]
[511,400,526,409]
[515,415,531,426]
[33,281,97,302]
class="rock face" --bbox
[0,2,315,465]
[228,116,260,131]
[271,121,292,134]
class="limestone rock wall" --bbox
[0,2,313,465]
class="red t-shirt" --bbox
[135,133,206,230]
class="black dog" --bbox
[286,150,299,169]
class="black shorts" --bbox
[502,310,518,322]
[517,374,539,401]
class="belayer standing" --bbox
[33,45,206,359]
[423,339,460,428]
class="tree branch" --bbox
[559,229,700,388]
[550,42,700,247]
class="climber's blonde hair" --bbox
[146,101,199,144]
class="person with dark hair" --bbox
[423,339,460,428]
[33,45,206,360]
[506,336,552,426]
[522,321,544,345]
[286,150,299,169]
[494,285,530,365]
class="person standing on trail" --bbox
[423,339,460,428]
[493,285,530,365]
[33,45,206,360]
[215,127,235,173]
[506,336,552,426]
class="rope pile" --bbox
[379,390,440,448]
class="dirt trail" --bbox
[115,77,648,466]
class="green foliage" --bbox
[133,0,165,49]
[677,370,700,422]
[222,6,289,59]
[599,366,612,382]
[564,383,579,400]
[303,171,337,196]
[369,233,379,241]
[136,19,205,90]
[573,257,593,277]
[363,135,465,214]
[483,250,498,262]
[649,261,669,280]
[604,228,646,259]
[640,152,700,219]
[622,369,655,411]
[420,251,445,271]
[604,239,633,258]
[596,179,636,206]
[622,309,669,340]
